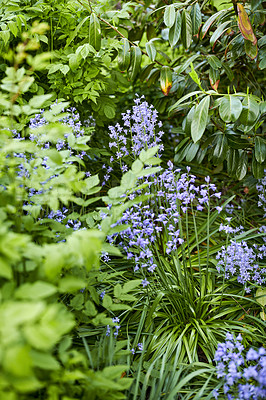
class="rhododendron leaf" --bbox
[255,137,266,163]
[128,46,142,81]
[244,38,258,59]
[145,40,157,61]
[237,4,257,45]
[209,67,220,91]
[236,151,248,180]
[160,66,172,96]
[219,95,242,123]
[191,3,202,36]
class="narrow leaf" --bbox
[209,67,220,91]
[89,13,101,51]
[160,66,172,96]
[255,137,266,163]
[169,11,181,47]
[207,55,222,70]
[210,20,231,49]
[236,151,248,180]
[191,96,210,143]
[164,5,176,28]
[201,10,225,38]
[191,3,202,36]
[237,3,257,45]
[244,39,258,60]
[181,10,192,49]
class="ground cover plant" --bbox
[0,1,265,399]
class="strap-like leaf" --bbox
[89,13,101,51]
[128,46,142,81]
[191,96,210,143]
[201,9,225,38]
[236,150,248,180]
[169,11,181,47]
[191,3,202,36]
[181,10,192,49]
[210,20,231,49]
[255,137,266,163]
[209,67,220,91]
[164,4,176,28]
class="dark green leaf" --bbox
[227,148,239,176]
[236,151,248,180]
[219,95,242,123]
[181,10,192,49]
[118,38,131,71]
[213,134,228,165]
[128,46,142,81]
[191,3,202,36]
[255,136,266,163]
[239,96,260,126]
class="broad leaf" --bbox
[219,95,242,123]
[145,40,157,61]
[164,5,176,28]
[236,151,248,180]
[255,137,266,163]
[191,96,210,143]
[191,3,202,36]
[239,96,259,126]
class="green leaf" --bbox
[31,350,60,370]
[122,280,142,293]
[29,94,53,108]
[236,151,248,180]
[181,10,192,49]
[189,63,201,88]
[145,40,157,61]
[207,55,222,70]
[58,277,87,293]
[160,66,172,96]
[227,148,239,177]
[191,3,202,36]
[169,11,181,47]
[84,300,97,316]
[164,5,176,28]
[219,95,242,123]
[15,281,57,300]
[89,13,101,51]
[191,96,210,143]
[213,134,228,165]
[210,20,231,49]
[255,137,266,163]
[185,142,200,162]
[244,39,258,59]
[252,155,265,179]
[237,4,257,45]
[139,63,155,82]
[201,9,225,38]
[118,38,131,71]
[128,46,142,81]
[239,96,259,126]
[209,67,220,91]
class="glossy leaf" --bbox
[219,95,242,123]
[118,38,131,71]
[255,137,266,163]
[191,96,210,143]
[209,67,220,91]
[185,142,200,162]
[128,46,142,81]
[160,66,172,96]
[210,20,231,49]
[239,96,259,126]
[201,10,225,38]
[191,3,202,36]
[139,63,155,82]
[89,13,101,52]
[244,39,258,60]
[169,11,182,47]
[213,134,228,165]
[252,156,265,179]
[164,5,176,28]
[181,10,192,49]
[145,40,157,61]
[237,3,257,45]
[236,151,248,180]
[207,55,222,70]
[227,148,239,177]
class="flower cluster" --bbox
[213,333,266,399]
[107,164,221,280]
[106,317,120,337]
[216,241,266,292]
[102,95,164,185]
[257,171,266,218]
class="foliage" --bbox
[0,1,265,399]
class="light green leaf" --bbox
[89,13,101,51]
[15,281,57,300]
[118,38,131,71]
[164,5,176,28]
[169,11,181,47]
[145,40,157,61]
[128,46,142,81]
[191,96,210,143]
